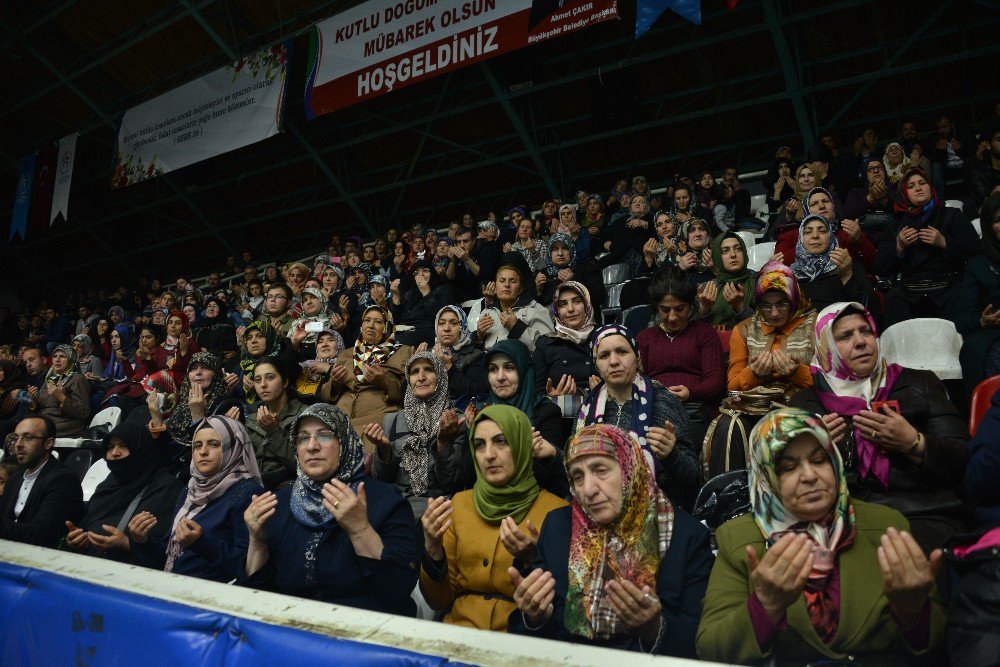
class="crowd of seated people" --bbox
[1,111,1000,663]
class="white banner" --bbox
[50,133,77,225]
[113,42,290,189]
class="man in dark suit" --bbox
[1,415,84,548]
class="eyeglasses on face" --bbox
[294,430,337,447]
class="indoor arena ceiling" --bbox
[1,0,998,300]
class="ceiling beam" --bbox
[761,0,815,150]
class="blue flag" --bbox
[635,0,702,38]
[9,153,36,242]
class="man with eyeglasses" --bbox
[263,283,294,338]
[1,416,84,547]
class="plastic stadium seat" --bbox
[601,263,632,286]
[748,242,776,272]
[945,199,963,210]
[750,194,766,213]
[81,459,111,502]
[602,283,625,321]
[880,318,963,381]
[736,231,756,250]
[55,406,121,450]
[971,218,981,239]
[62,449,93,483]
[621,304,653,338]
[969,374,1000,435]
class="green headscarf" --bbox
[485,339,548,420]
[708,231,757,326]
[469,405,540,525]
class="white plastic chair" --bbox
[736,231,756,251]
[748,242,776,272]
[945,199,963,210]
[54,406,122,450]
[750,194,766,213]
[880,318,963,380]
[971,218,982,239]
[601,263,632,286]
[81,459,111,502]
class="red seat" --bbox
[718,329,732,354]
[969,374,1000,435]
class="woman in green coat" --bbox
[697,408,945,665]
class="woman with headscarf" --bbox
[100,323,170,417]
[670,184,712,227]
[286,286,331,363]
[420,405,568,630]
[244,359,306,490]
[577,325,700,510]
[535,233,605,308]
[238,318,295,408]
[697,408,946,664]
[790,214,881,323]
[789,302,970,552]
[63,422,182,562]
[728,261,818,392]
[883,142,911,185]
[239,403,419,614]
[102,323,137,385]
[769,164,839,243]
[765,156,796,218]
[364,351,466,520]
[192,296,238,362]
[469,252,554,353]
[844,157,898,226]
[673,218,715,286]
[504,215,546,274]
[128,417,264,583]
[696,232,758,328]
[421,304,487,403]
[72,334,104,380]
[92,317,113,364]
[161,310,200,382]
[462,339,568,497]
[508,424,712,656]
[389,259,456,347]
[636,211,679,276]
[31,344,91,437]
[533,281,599,401]
[294,327,346,403]
[320,305,412,438]
[956,195,1000,392]
[777,186,876,271]
[874,167,980,328]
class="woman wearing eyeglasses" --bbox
[728,261,817,392]
[239,403,419,615]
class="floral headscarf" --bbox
[810,302,902,490]
[791,214,840,282]
[73,334,95,365]
[749,407,855,644]
[544,232,577,278]
[674,218,712,272]
[165,416,262,572]
[352,305,401,382]
[141,370,178,417]
[469,405,540,524]
[45,344,79,386]
[402,351,451,496]
[551,281,595,345]
[433,305,472,353]
[167,351,229,444]
[755,260,812,321]
[882,142,911,185]
[564,424,673,640]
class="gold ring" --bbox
[871,429,878,440]
[252,512,258,522]
[334,500,340,509]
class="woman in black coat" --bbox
[873,168,981,328]
[533,281,599,398]
[389,259,456,347]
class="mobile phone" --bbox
[304,321,325,333]
[871,400,900,415]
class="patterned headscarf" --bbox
[469,405,540,524]
[73,334,95,365]
[288,404,366,530]
[791,214,840,282]
[165,416,262,572]
[141,370,178,417]
[402,351,451,496]
[882,142,911,184]
[551,281,595,345]
[544,233,576,278]
[576,325,654,448]
[240,318,281,371]
[45,344,79,386]
[563,424,673,641]
[749,407,855,644]
[810,302,902,490]
[102,323,137,381]
[675,218,712,271]
[434,305,472,353]
[352,305,401,382]
[167,351,229,444]
[755,260,812,321]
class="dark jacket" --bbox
[797,260,882,326]
[944,526,1000,666]
[955,254,1000,392]
[790,367,970,550]
[966,160,1000,214]
[0,456,84,548]
[537,259,607,312]
[532,334,598,396]
[238,476,419,616]
[873,205,980,283]
[446,346,488,403]
[42,315,73,348]
[965,388,1000,526]
[391,284,456,347]
[508,505,712,657]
